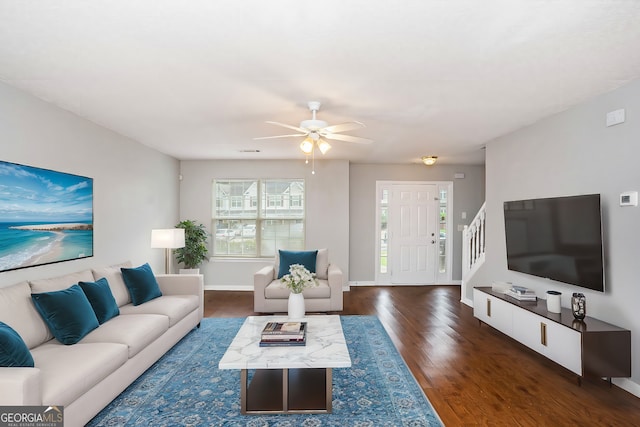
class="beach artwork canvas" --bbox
[0,160,93,272]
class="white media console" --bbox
[473,287,631,384]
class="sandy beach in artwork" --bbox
[9,223,93,231]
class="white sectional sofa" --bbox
[0,262,204,427]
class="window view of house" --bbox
[213,179,305,257]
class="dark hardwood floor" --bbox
[205,286,640,426]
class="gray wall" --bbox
[470,79,640,394]
[179,159,350,289]
[349,163,486,282]
[0,82,180,287]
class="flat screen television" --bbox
[503,194,605,292]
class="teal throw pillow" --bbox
[79,278,120,324]
[31,284,100,345]
[0,321,34,367]
[121,263,162,306]
[278,250,318,279]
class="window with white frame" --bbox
[213,179,305,257]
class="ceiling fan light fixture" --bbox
[300,137,314,154]
[318,139,331,154]
[422,156,438,166]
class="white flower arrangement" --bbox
[281,264,318,294]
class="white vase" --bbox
[288,292,305,320]
[179,268,200,274]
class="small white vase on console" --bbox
[288,292,305,320]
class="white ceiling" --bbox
[2,1,640,165]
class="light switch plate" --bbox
[606,109,625,127]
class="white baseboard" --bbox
[348,281,462,287]
[614,377,640,398]
[460,296,473,307]
[204,284,253,291]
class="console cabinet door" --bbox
[511,306,582,375]
[544,322,582,375]
[511,306,546,353]
[473,289,512,336]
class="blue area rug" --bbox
[88,316,443,426]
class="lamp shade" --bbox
[151,228,185,249]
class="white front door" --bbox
[389,184,438,284]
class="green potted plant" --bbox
[174,220,209,273]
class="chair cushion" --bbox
[121,263,162,306]
[265,279,331,299]
[79,278,120,324]
[316,248,329,280]
[0,321,34,367]
[277,250,318,279]
[92,261,133,307]
[31,284,100,345]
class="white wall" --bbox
[0,82,180,287]
[471,78,640,395]
[179,159,350,289]
[349,163,486,282]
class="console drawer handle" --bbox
[541,322,547,346]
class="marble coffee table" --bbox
[218,315,351,414]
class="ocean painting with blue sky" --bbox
[0,160,93,272]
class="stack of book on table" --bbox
[506,285,537,301]
[259,321,307,347]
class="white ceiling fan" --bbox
[254,101,372,155]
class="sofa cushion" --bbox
[31,284,100,345]
[29,270,94,293]
[92,261,133,307]
[316,248,329,280]
[31,340,128,407]
[79,313,168,358]
[119,295,199,327]
[265,279,331,299]
[0,321,34,367]
[121,263,162,306]
[0,281,52,348]
[79,278,120,324]
[277,250,318,279]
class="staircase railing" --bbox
[462,202,486,282]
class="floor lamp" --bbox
[151,228,185,274]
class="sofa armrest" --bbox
[254,266,275,312]
[156,274,204,320]
[327,264,344,311]
[0,367,42,405]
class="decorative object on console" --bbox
[174,220,209,273]
[506,285,536,301]
[546,290,562,313]
[0,160,94,273]
[571,293,586,320]
[151,228,185,274]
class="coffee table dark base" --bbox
[240,368,333,414]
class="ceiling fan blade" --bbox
[323,133,373,144]
[265,121,308,133]
[321,121,365,134]
[253,133,307,140]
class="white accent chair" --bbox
[253,249,344,313]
